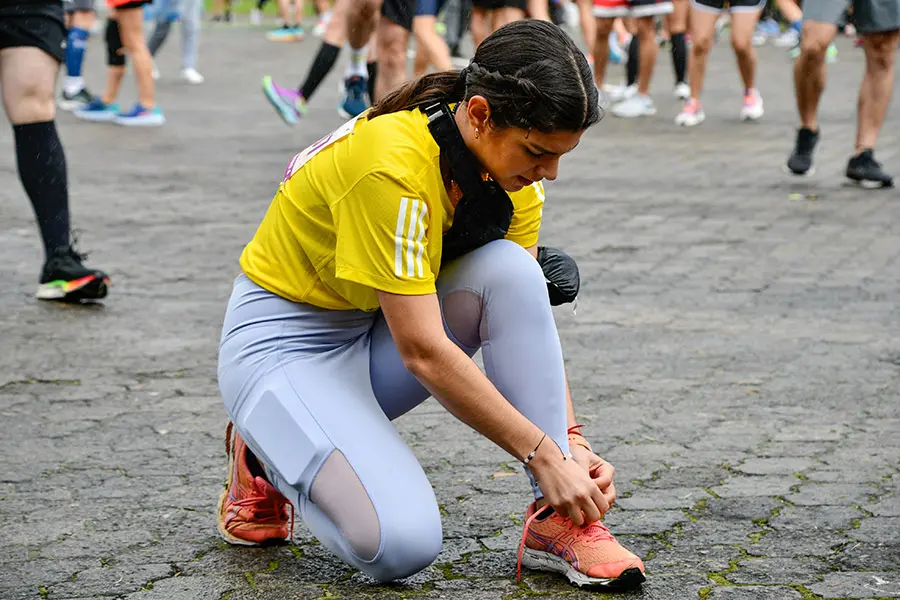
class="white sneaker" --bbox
[601,83,636,104]
[612,93,656,118]
[774,29,799,47]
[740,89,764,121]
[673,82,691,100]
[181,68,205,84]
[250,8,262,25]
[151,62,160,81]
[675,99,705,127]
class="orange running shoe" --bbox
[517,502,645,589]
[217,423,294,546]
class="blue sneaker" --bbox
[608,31,624,64]
[266,25,304,42]
[338,75,369,119]
[262,75,306,125]
[74,98,120,122]
[115,103,165,127]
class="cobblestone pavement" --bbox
[1,23,898,600]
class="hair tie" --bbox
[456,65,471,94]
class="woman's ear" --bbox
[466,95,492,132]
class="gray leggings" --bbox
[218,240,569,582]
[147,0,201,69]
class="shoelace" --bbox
[231,483,295,534]
[516,507,615,581]
[224,422,296,540]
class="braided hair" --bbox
[369,20,601,132]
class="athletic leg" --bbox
[61,2,96,108]
[730,6,765,120]
[0,44,109,300]
[855,29,899,153]
[368,241,570,494]
[147,0,174,57]
[668,0,689,95]
[116,7,156,109]
[180,0,204,79]
[375,0,413,101]
[218,275,442,582]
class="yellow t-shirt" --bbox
[240,108,545,312]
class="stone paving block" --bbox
[48,563,174,598]
[725,557,830,585]
[734,458,819,476]
[700,497,784,522]
[709,476,799,498]
[809,571,900,599]
[603,509,688,535]
[618,487,712,510]
[785,484,880,507]
[770,506,866,533]
[120,575,234,599]
[871,495,900,517]
[707,586,803,600]
[832,542,900,572]
[647,544,743,575]
[850,517,900,544]
[746,532,850,559]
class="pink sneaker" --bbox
[517,502,645,589]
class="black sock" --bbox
[626,36,640,87]
[14,121,70,257]
[299,42,340,99]
[367,61,378,100]
[671,32,687,84]
[256,0,268,9]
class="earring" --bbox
[474,127,480,139]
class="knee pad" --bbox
[105,19,125,67]
[537,246,580,306]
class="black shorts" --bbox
[382,0,416,30]
[0,1,66,63]
[472,0,528,9]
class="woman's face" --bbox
[458,97,585,193]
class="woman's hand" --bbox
[571,445,617,512]
[528,442,610,526]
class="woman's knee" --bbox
[311,450,442,581]
[470,240,547,296]
[365,504,443,582]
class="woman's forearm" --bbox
[407,338,550,463]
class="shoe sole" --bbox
[262,77,299,126]
[115,116,166,127]
[675,113,705,127]
[846,177,894,190]
[612,109,656,118]
[522,548,645,589]
[36,274,109,302]
[74,112,119,123]
[59,98,89,111]
[741,110,764,122]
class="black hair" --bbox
[369,19,602,132]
